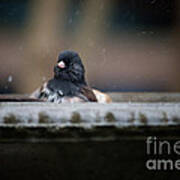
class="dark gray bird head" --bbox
[54,50,86,85]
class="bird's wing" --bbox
[30,82,48,99]
[30,82,61,102]
[79,86,97,102]
[92,89,112,103]
[30,83,98,103]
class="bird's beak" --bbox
[57,61,65,69]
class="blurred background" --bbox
[0,0,179,94]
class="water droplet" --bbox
[8,75,13,83]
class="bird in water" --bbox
[30,50,112,103]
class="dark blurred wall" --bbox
[0,0,179,93]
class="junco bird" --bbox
[31,50,112,103]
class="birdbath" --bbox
[0,92,180,180]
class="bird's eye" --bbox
[70,62,73,66]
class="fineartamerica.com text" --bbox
[146,136,180,171]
